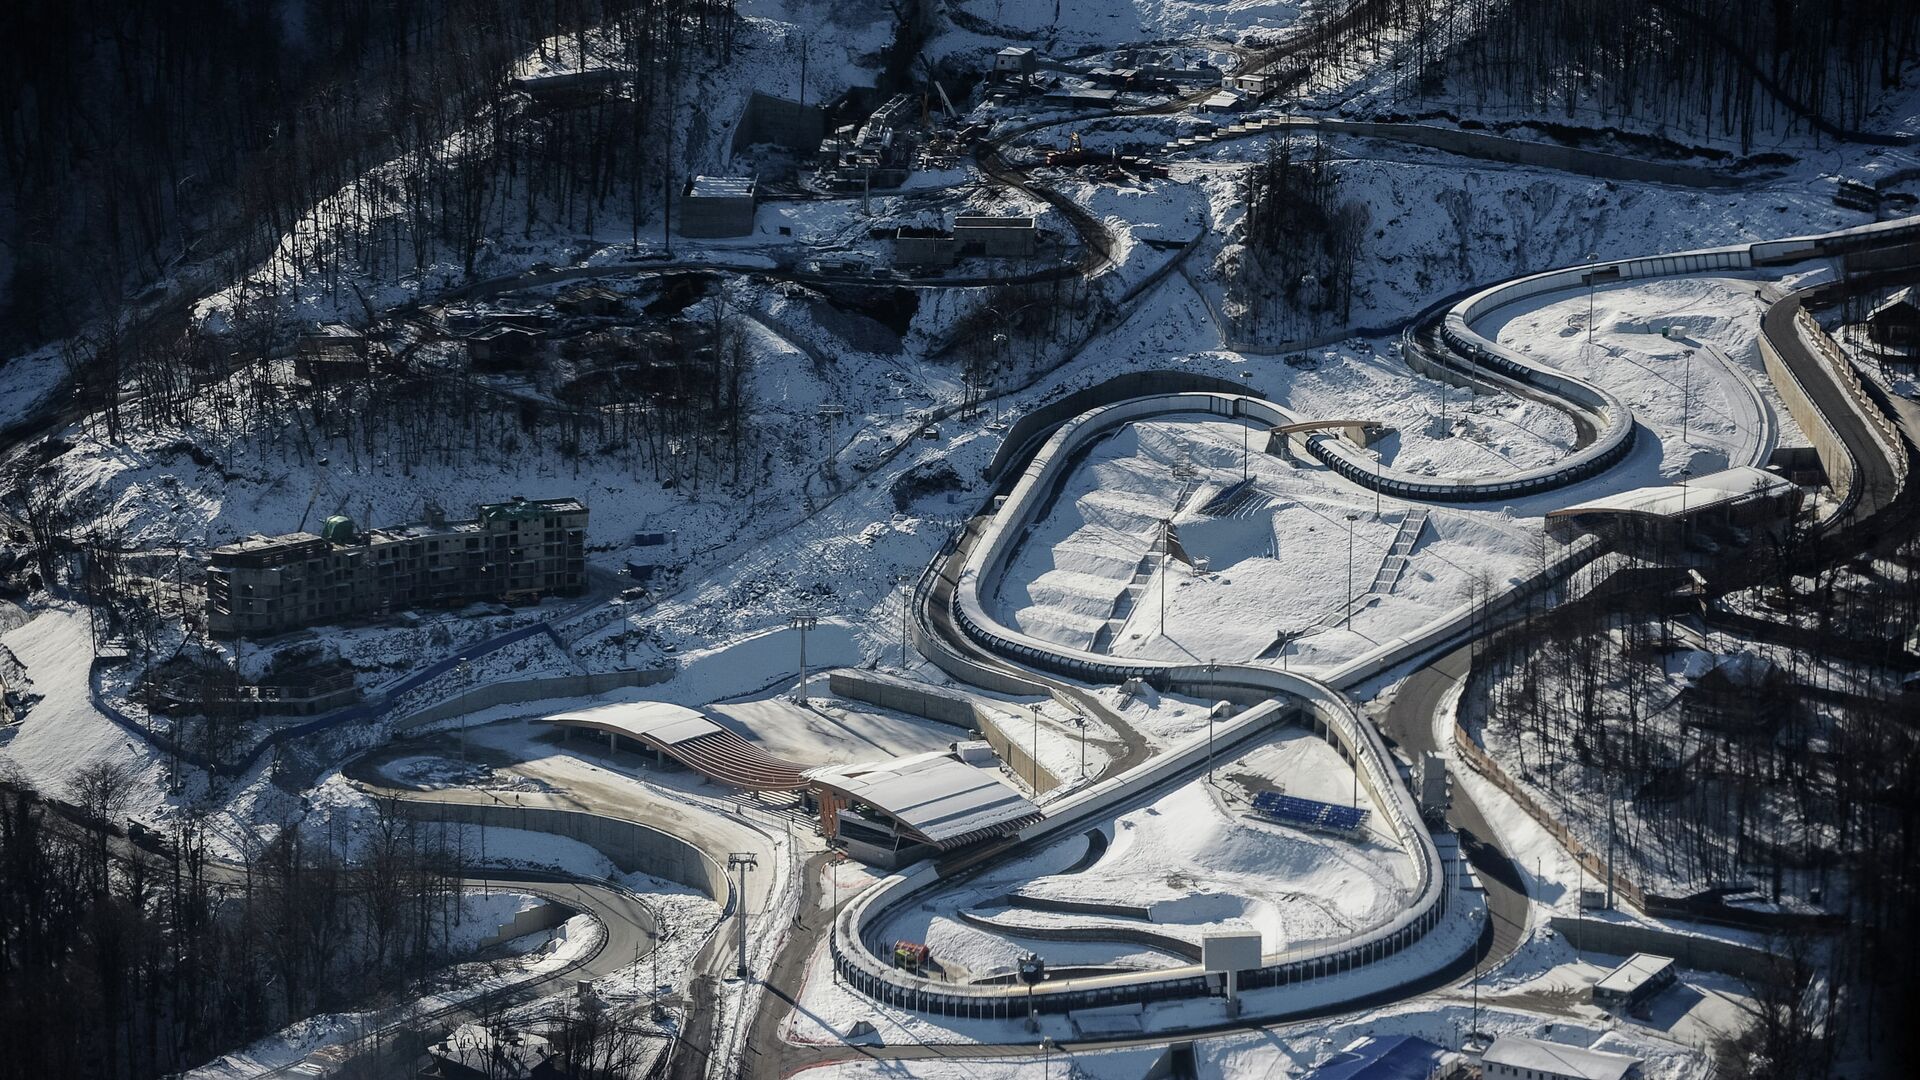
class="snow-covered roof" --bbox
[1868,285,1919,319]
[812,751,1040,847]
[1312,1034,1447,1080]
[1594,952,1675,995]
[1547,465,1792,521]
[1482,1036,1639,1080]
[687,175,754,200]
[548,701,721,746]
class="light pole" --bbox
[1344,513,1358,627]
[1030,704,1041,794]
[892,572,910,669]
[1585,252,1600,356]
[1159,519,1171,637]
[1073,715,1087,780]
[455,656,472,766]
[788,612,817,703]
[1204,660,1221,781]
[728,852,758,978]
[1680,347,1694,448]
[1239,370,1253,480]
[830,849,847,983]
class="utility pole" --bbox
[728,852,758,978]
[788,612,817,703]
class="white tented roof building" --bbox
[549,700,721,746]
[812,751,1041,849]
[1481,1036,1641,1080]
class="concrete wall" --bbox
[731,91,827,154]
[384,798,730,905]
[1548,917,1780,984]
[392,666,675,730]
[1319,120,1745,189]
[480,900,574,948]
[1759,310,1857,521]
[828,669,978,730]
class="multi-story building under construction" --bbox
[205,497,587,637]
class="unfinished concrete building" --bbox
[206,497,588,637]
[678,176,757,237]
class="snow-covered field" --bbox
[990,413,1537,671]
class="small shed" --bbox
[679,175,757,238]
[1199,88,1249,113]
[994,46,1038,80]
[555,283,624,316]
[953,215,1037,258]
[467,324,542,371]
[1592,953,1677,1012]
[893,226,957,267]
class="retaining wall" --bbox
[480,900,575,948]
[392,666,676,730]
[1548,917,1779,984]
[382,797,730,905]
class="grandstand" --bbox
[1250,791,1370,836]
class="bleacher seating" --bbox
[1250,791,1370,835]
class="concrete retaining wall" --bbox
[1549,917,1779,984]
[392,667,675,730]
[384,798,730,905]
[828,669,979,730]
[480,900,575,948]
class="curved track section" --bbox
[825,393,1458,1019]
[822,213,1920,1027]
[1315,216,1920,502]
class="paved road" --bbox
[1378,646,1530,968]
[1762,288,1904,527]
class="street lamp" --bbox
[1072,715,1087,780]
[1203,660,1221,780]
[1585,252,1600,355]
[1680,347,1694,448]
[1239,369,1253,481]
[787,612,817,703]
[892,572,910,669]
[829,849,847,983]
[1030,704,1042,794]
[1158,519,1172,637]
[1344,513,1359,627]
[455,656,472,766]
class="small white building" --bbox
[1593,953,1677,1011]
[995,46,1038,80]
[1481,1036,1641,1080]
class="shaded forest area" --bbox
[1296,0,1920,149]
[1227,136,1369,337]
[1468,522,1920,1078]
[0,0,738,354]
[0,770,525,1079]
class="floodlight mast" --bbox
[788,612,818,703]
